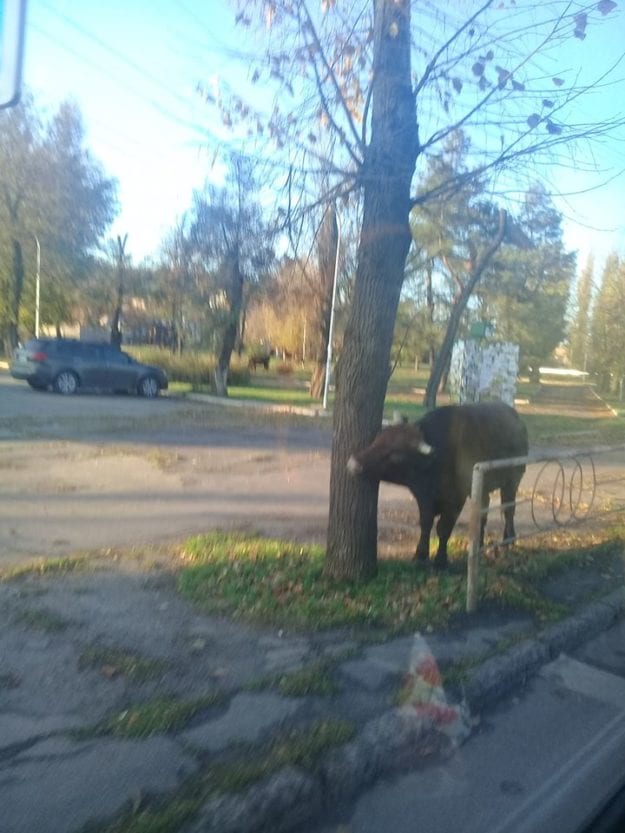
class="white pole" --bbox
[322,209,341,411]
[34,235,40,338]
[466,463,485,613]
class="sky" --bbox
[17,0,625,272]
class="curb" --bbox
[185,392,331,418]
[188,587,625,833]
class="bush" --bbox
[126,347,250,386]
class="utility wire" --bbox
[38,0,203,120]
[30,21,217,144]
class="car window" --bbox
[104,349,130,364]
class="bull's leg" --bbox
[414,500,433,564]
[500,480,519,543]
[433,506,462,570]
[480,493,490,547]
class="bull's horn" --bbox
[418,441,434,455]
[346,456,362,475]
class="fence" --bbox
[466,444,625,612]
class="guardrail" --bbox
[466,444,625,612]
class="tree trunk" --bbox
[310,204,338,400]
[212,251,244,397]
[6,239,24,355]
[325,0,419,581]
[426,260,435,365]
[111,235,127,349]
[424,209,507,409]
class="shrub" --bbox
[125,347,250,387]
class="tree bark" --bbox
[310,204,338,399]
[325,0,419,581]
[6,238,24,355]
[212,251,244,397]
[424,209,507,409]
[110,235,128,349]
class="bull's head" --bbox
[346,424,434,484]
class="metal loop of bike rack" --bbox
[466,445,623,613]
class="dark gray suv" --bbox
[10,338,168,397]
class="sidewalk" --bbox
[2,554,624,833]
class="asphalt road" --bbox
[0,372,418,566]
[4,371,625,569]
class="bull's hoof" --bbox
[433,556,448,571]
[414,553,430,566]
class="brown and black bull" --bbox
[347,402,528,569]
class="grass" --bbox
[78,692,224,739]
[97,718,355,833]
[178,532,469,633]
[246,659,341,697]
[78,646,169,681]
[178,527,625,634]
[0,555,90,582]
[15,608,71,632]
[227,385,324,408]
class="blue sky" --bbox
[20,0,625,272]
[24,0,243,261]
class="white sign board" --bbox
[0,0,26,109]
[449,340,520,406]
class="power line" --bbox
[30,20,217,144]
[37,0,206,123]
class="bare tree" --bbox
[110,234,128,348]
[310,202,339,398]
[190,155,274,396]
[211,0,624,579]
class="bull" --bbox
[346,402,528,569]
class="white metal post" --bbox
[34,234,40,338]
[323,209,341,411]
[466,463,485,613]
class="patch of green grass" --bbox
[80,693,224,739]
[178,532,467,633]
[97,798,200,833]
[15,608,71,632]
[210,719,355,792]
[383,398,426,422]
[224,385,322,408]
[522,412,625,445]
[97,719,355,833]
[247,659,340,697]
[480,529,625,619]
[78,646,169,681]
[178,527,625,634]
[1,555,90,582]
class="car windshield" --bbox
[1,3,625,833]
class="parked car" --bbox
[10,338,168,397]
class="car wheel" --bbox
[138,376,159,398]
[53,370,79,395]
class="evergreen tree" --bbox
[480,185,575,377]
[569,256,594,371]
[589,254,625,392]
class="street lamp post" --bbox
[323,210,341,411]
[34,235,41,338]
